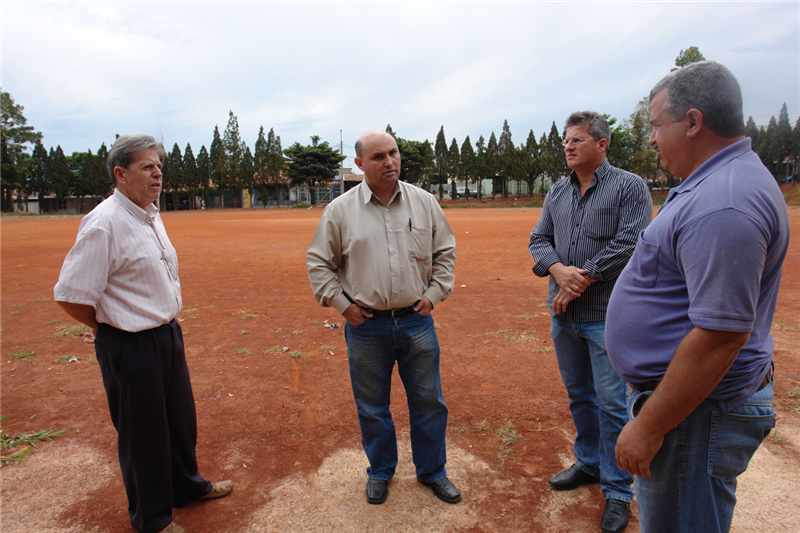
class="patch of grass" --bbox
[54,324,90,338]
[35,297,49,302]
[239,329,251,335]
[768,428,786,444]
[310,318,322,325]
[232,310,257,319]
[274,328,282,333]
[54,355,79,363]
[449,422,467,434]
[497,420,520,471]
[264,346,282,354]
[318,345,336,352]
[242,314,258,319]
[49,320,60,324]
[292,202,311,209]
[8,350,37,359]
[12,303,25,308]
[473,420,490,432]
[1,415,67,466]
[287,351,307,359]
[292,330,304,335]
[235,348,250,355]
[485,329,537,343]
[515,314,534,321]
[773,319,799,332]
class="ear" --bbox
[597,137,609,154]
[354,156,364,171]
[685,108,704,138]
[113,166,127,183]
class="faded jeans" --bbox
[344,311,448,483]
[631,381,775,533]
[551,318,634,502]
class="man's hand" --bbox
[413,296,434,316]
[549,263,592,297]
[615,416,664,478]
[342,303,373,326]
[552,288,579,315]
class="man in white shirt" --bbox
[55,134,231,533]
[307,130,460,505]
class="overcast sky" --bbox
[2,1,798,171]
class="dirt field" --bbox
[2,203,799,533]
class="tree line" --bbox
[3,48,799,212]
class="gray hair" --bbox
[649,61,744,138]
[565,111,611,144]
[107,134,166,183]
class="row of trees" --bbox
[3,48,799,212]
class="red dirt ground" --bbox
[2,202,799,532]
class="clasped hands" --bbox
[549,264,592,314]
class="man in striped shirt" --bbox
[54,135,231,533]
[528,112,652,533]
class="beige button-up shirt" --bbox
[54,190,182,332]
[307,180,456,314]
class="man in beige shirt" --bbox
[307,130,459,505]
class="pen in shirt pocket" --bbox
[409,218,412,231]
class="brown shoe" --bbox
[200,480,233,500]
[158,523,185,533]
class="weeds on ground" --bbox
[318,345,336,352]
[485,329,538,343]
[768,428,786,445]
[449,422,467,434]
[497,420,520,471]
[1,415,66,466]
[287,351,307,359]
[235,348,250,355]
[54,355,79,363]
[473,419,490,432]
[514,314,534,321]
[8,350,37,359]
[310,319,322,325]
[239,330,251,335]
[293,330,304,335]
[54,324,90,337]
[232,310,258,319]
[264,346,282,354]
[772,319,799,332]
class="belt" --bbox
[368,305,417,318]
[630,365,773,393]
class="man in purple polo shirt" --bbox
[606,62,789,533]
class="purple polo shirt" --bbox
[606,138,789,412]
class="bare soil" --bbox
[2,202,799,532]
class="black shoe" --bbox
[547,464,600,491]
[600,499,630,533]
[366,479,389,504]
[421,477,462,503]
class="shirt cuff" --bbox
[332,293,353,315]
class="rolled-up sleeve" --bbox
[424,201,456,307]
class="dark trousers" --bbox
[95,320,211,533]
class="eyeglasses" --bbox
[562,138,600,147]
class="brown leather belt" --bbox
[630,366,773,393]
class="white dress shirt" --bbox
[54,190,182,332]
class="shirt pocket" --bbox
[584,207,618,241]
[408,226,432,260]
[624,231,659,288]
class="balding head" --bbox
[355,130,395,158]
[354,130,401,199]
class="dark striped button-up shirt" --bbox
[529,159,652,322]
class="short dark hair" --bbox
[565,111,611,145]
[354,138,363,158]
[649,61,744,138]
[107,134,166,184]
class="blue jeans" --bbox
[550,318,633,502]
[631,381,775,533]
[344,311,448,483]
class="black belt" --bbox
[368,305,417,318]
[630,366,773,393]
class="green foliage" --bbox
[672,46,706,71]
[395,136,433,186]
[283,135,345,186]
[1,415,67,466]
[434,126,448,200]
[1,91,42,212]
[8,350,37,359]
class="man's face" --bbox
[354,132,401,191]
[114,148,163,209]
[564,124,606,174]
[649,89,689,178]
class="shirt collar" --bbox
[569,158,610,188]
[665,138,752,202]
[113,189,159,224]
[359,179,404,205]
